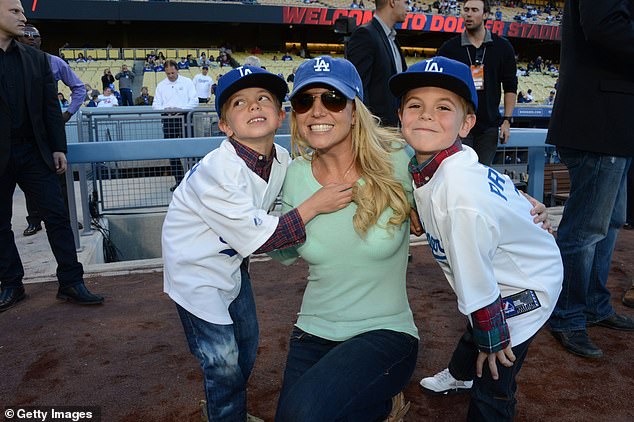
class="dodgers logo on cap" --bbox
[215,65,288,118]
[290,56,363,102]
[389,56,478,111]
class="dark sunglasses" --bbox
[23,31,40,38]
[291,90,348,114]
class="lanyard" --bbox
[466,46,486,66]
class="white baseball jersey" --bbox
[152,74,198,110]
[192,73,214,99]
[96,94,118,107]
[413,146,563,346]
[162,140,291,324]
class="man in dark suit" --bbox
[547,0,634,358]
[346,0,409,127]
[0,0,104,312]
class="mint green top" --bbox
[273,148,419,341]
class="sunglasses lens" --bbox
[24,32,40,38]
[321,91,347,112]
[292,91,348,114]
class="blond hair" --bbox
[291,98,410,236]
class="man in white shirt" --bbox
[192,65,214,104]
[96,86,118,108]
[152,60,198,191]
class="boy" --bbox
[389,57,563,420]
[162,65,352,422]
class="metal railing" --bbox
[65,124,551,251]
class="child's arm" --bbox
[522,192,553,233]
[254,182,354,255]
[470,296,515,380]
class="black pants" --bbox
[448,324,534,422]
[161,114,187,185]
[25,173,69,227]
[1,141,83,288]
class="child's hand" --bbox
[523,192,553,234]
[476,344,515,380]
[409,208,424,236]
[297,183,354,223]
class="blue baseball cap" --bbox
[290,56,363,102]
[389,56,478,111]
[215,65,288,117]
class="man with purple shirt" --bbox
[17,24,86,236]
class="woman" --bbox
[273,56,417,422]
[57,92,69,108]
[101,68,115,91]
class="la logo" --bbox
[313,57,330,72]
[424,61,443,73]
[237,66,253,77]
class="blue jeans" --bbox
[176,264,259,422]
[275,328,418,422]
[549,147,631,332]
[0,142,83,288]
[447,326,534,422]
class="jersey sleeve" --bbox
[186,167,280,258]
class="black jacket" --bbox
[437,30,517,133]
[546,0,634,157]
[0,43,66,174]
[346,17,406,127]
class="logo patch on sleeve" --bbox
[502,289,541,318]
[253,217,263,226]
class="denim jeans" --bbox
[0,142,83,288]
[549,147,631,332]
[120,88,134,106]
[176,264,259,422]
[447,326,534,422]
[275,328,418,422]
[463,126,499,166]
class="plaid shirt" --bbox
[230,138,306,253]
[409,139,510,353]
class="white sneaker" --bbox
[419,368,473,395]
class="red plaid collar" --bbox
[409,140,463,188]
[229,138,277,182]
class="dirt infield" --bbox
[1,230,633,421]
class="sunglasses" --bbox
[291,90,348,114]
[23,31,40,39]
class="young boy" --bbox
[389,57,563,420]
[162,65,353,422]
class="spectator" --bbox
[243,55,261,67]
[152,60,198,191]
[134,86,153,106]
[281,52,293,61]
[177,57,189,70]
[192,66,214,104]
[197,52,212,67]
[517,90,528,103]
[543,90,556,105]
[143,61,154,72]
[186,54,198,68]
[97,86,118,108]
[86,93,99,107]
[525,88,534,102]
[114,63,135,106]
[346,0,409,127]
[286,66,297,83]
[75,52,86,62]
[101,68,114,90]
[57,92,69,108]
[154,59,165,72]
[547,0,634,359]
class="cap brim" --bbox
[389,73,475,110]
[217,73,288,116]
[290,76,358,101]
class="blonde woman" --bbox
[273,56,417,422]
